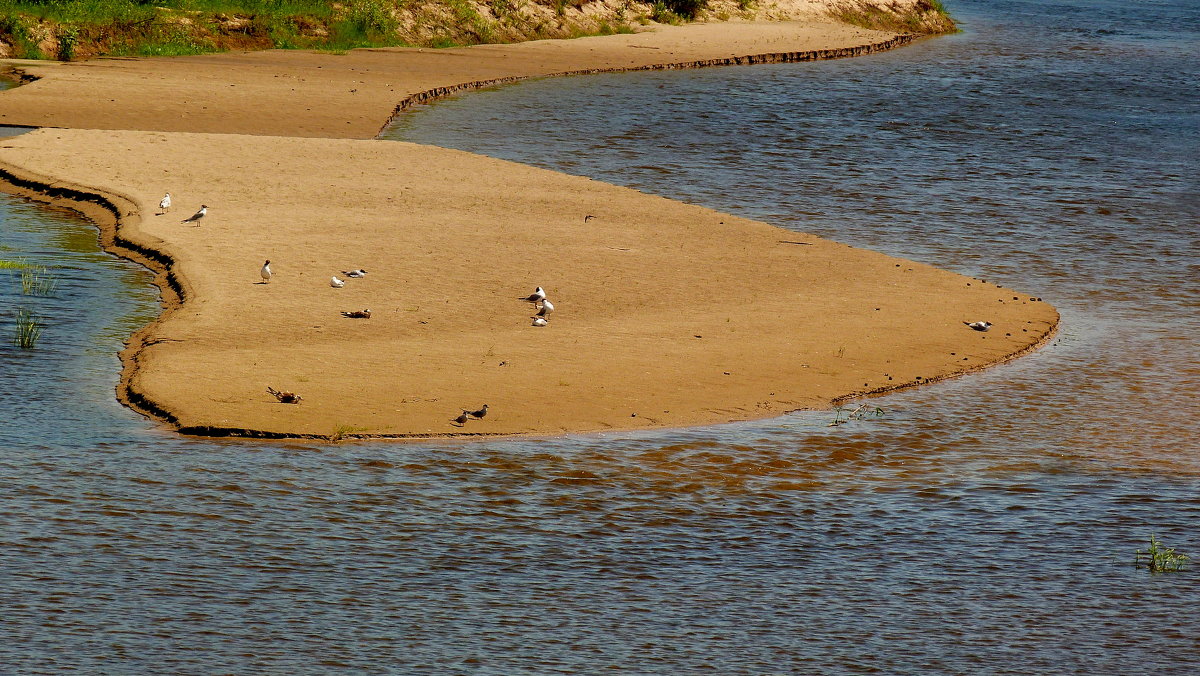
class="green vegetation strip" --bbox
[0,0,955,61]
[0,0,676,60]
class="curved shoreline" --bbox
[374,33,915,137]
[0,21,1059,441]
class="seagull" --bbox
[536,299,554,317]
[260,260,272,283]
[330,276,345,288]
[452,411,470,426]
[531,316,548,327]
[964,321,992,332]
[158,192,171,214]
[266,386,302,404]
[341,309,372,318]
[342,269,367,278]
[468,404,488,419]
[519,286,546,303]
[181,205,207,224]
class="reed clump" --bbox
[14,307,43,349]
[20,264,58,297]
[1135,535,1190,573]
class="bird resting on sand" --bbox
[267,386,302,404]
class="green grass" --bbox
[14,308,43,349]
[827,0,957,35]
[329,423,369,441]
[20,265,59,296]
[1136,535,1190,573]
[0,0,685,59]
[0,257,32,270]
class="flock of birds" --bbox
[452,404,489,427]
[157,193,996,430]
[520,286,554,326]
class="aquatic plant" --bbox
[0,256,31,270]
[14,308,43,349]
[20,265,58,296]
[829,403,885,427]
[1135,535,1189,573]
[329,424,369,442]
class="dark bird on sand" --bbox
[468,404,488,419]
[267,386,302,404]
[520,286,546,303]
[181,205,208,224]
[452,411,470,426]
[964,321,992,332]
[341,309,372,319]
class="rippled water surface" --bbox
[3,0,1199,672]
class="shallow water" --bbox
[2,0,1199,672]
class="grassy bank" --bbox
[827,0,957,35]
[0,0,955,61]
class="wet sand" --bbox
[0,18,1058,439]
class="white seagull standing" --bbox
[341,269,367,278]
[181,205,207,224]
[536,298,555,318]
[330,276,346,288]
[531,316,548,327]
[158,192,171,214]
[520,286,546,303]
[964,321,992,332]
[260,260,272,283]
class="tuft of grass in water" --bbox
[0,257,32,270]
[329,424,369,442]
[1135,535,1190,573]
[20,265,59,296]
[14,308,43,349]
[829,403,885,427]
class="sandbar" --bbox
[0,18,1058,439]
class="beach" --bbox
[0,17,1058,438]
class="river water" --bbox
[2,0,1198,672]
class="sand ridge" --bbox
[0,19,1058,439]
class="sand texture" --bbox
[0,21,911,139]
[0,128,1056,438]
[0,18,1057,438]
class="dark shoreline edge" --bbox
[373,34,917,138]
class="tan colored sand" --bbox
[0,18,1057,438]
[0,128,1056,438]
[0,20,908,139]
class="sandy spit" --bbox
[0,18,1058,439]
[0,20,912,139]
